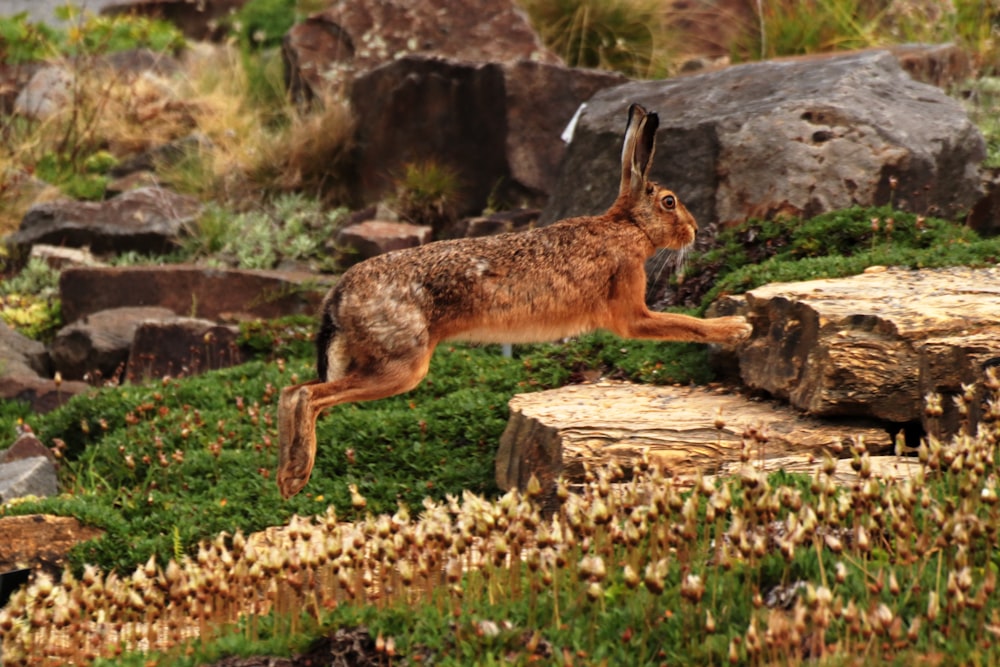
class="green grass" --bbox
[10,405,1000,665]
[0,330,711,575]
[677,206,1000,312]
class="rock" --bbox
[59,264,332,324]
[0,61,43,115]
[109,133,213,179]
[0,458,58,503]
[49,306,176,382]
[968,167,1000,238]
[496,382,890,505]
[29,244,102,271]
[542,50,985,228]
[0,433,55,465]
[501,60,626,201]
[126,316,242,381]
[0,321,49,377]
[918,330,1000,439]
[14,65,72,120]
[348,56,509,217]
[7,187,202,256]
[736,266,1000,434]
[0,515,104,580]
[282,0,559,103]
[0,371,90,414]
[887,43,971,89]
[347,55,623,216]
[336,220,432,260]
[100,0,249,41]
[451,208,540,239]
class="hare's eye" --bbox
[662,194,676,210]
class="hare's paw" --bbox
[709,315,753,345]
[277,386,317,499]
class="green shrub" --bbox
[233,0,297,51]
[0,9,183,64]
[0,257,63,340]
[181,195,349,271]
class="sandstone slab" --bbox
[543,50,984,228]
[496,382,890,503]
[737,266,1000,433]
[0,515,103,580]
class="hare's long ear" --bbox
[619,103,660,199]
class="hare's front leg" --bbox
[621,311,752,345]
[276,353,434,499]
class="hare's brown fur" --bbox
[277,104,751,499]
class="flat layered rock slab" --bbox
[59,265,335,323]
[739,266,1000,427]
[713,454,924,487]
[496,382,890,496]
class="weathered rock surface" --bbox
[348,55,625,214]
[496,382,891,501]
[336,220,433,260]
[502,61,627,200]
[282,0,559,103]
[1,433,55,465]
[347,56,508,216]
[735,266,1000,434]
[0,457,58,503]
[450,208,540,239]
[0,321,49,378]
[50,306,177,382]
[543,50,985,228]
[0,372,90,414]
[0,515,103,579]
[7,187,202,256]
[126,316,241,381]
[13,65,72,121]
[28,244,102,271]
[968,168,1000,238]
[58,264,332,323]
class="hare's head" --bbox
[614,103,697,250]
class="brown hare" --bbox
[277,103,752,498]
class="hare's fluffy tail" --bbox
[316,310,338,381]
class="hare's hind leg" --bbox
[276,352,434,499]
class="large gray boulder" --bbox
[542,50,985,227]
